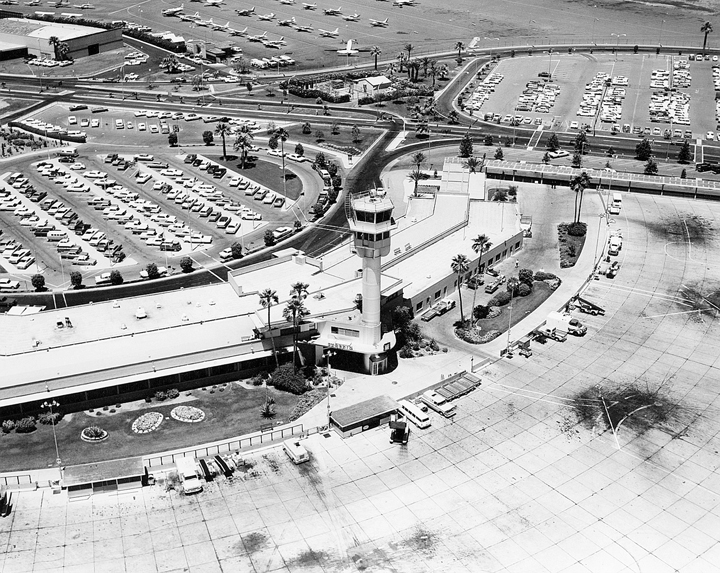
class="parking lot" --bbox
[0,105,325,287]
[475,52,719,138]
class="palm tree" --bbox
[274,127,289,186]
[463,156,482,173]
[161,55,179,73]
[191,74,203,91]
[215,122,231,160]
[408,168,424,197]
[48,36,61,60]
[233,124,255,169]
[290,281,309,301]
[448,110,459,124]
[283,298,309,371]
[410,151,425,170]
[385,62,398,77]
[259,289,280,369]
[396,52,406,73]
[438,63,449,80]
[370,45,382,71]
[451,254,470,325]
[455,41,465,61]
[702,22,713,53]
[407,59,420,82]
[470,234,492,312]
[420,57,431,78]
[404,43,414,61]
[571,171,591,223]
[301,121,311,134]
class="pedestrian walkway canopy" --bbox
[330,395,398,438]
[63,457,145,500]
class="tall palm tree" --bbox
[470,234,492,313]
[370,45,382,71]
[290,281,309,301]
[455,41,465,61]
[259,289,280,369]
[233,125,254,169]
[571,171,591,223]
[48,36,61,60]
[410,151,425,170]
[396,52,406,73]
[408,168,424,197]
[407,59,420,82]
[420,57,431,78]
[274,127,289,188]
[428,60,438,88]
[463,156,482,173]
[404,43,414,61]
[702,21,713,53]
[385,62,398,77]
[451,254,470,325]
[283,298,309,371]
[215,121,231,160]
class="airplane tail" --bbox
[333,27,338,34]
[291,17,295,22]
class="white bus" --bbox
[398,400,431,429]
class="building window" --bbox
[331,326,359,338]
[515,241,521,249]
[502,249,507,258]
[416,302,423,311]
[434,290,441,299]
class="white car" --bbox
[569,121,579,129]
[80,119,89,127]
[149,125,159,133]
[91,119,100,128]
[69,162,86,170]
[138,122,146,131]
[547,150,569,159]
[0,279,20,290]
[68,116,77,125]
[83,170,107,178]
[706,131,715,140]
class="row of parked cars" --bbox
[462,72,504,113]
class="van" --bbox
[608,236,622,256]
[115,119,124,129]
[611,192,622,208]
[398,400,431,429]
[46,230,67,242]
[176,457,203,494]
[282,439,309,464]
[420,390,457,418]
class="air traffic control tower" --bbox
[314,189,397,375]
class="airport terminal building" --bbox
[0,160,522,417]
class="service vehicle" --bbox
[176,457,203,494]
[282,439,309,464]
[419,390,457,418]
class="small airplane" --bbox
[229,25,248,35]
[337,39,358,55]
[342,12,359,21]
[205,0,223,5]
[247,31,268,41]
[0,1,18,5]
[257,12,275,20]
[263,36,286,48]
[235,6,254,15]
[369,17,388,26]
[24,0,40,5]
[162,3,184,16]
[180,11,201,21]
[393,0,415,5]
[211,19,228,30]
[318,27,339,37]
[302,2,316,8]
[73,2,94,8]
[295,23,313,32]
[277,16,295,26]
[279,0,294,4]
[323,6,341,15]
[195,17,212,26]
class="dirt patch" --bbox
[646,213,716,245]
[290,549,329,567]
[242,531,267,554]
[403,526,438,554]
[678,285,720,319]
[262,454,281,474]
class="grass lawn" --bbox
[0,383,299,472]
[213,155,303,201]
[476,281,553,333]
[285,124,382,156]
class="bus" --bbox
[398,400,431,429]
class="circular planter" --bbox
[132,412,164,434]
[81,427,108,443]
[170,405,205,423]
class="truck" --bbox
[541,311,587,339]
[176,457,203,494]
[419,390,457,418]
[520,214,533,237]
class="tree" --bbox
[407,59,420,82]
[463,156,482,173]
[572,152,582,168]
[428,60,438,88]
[191,74,204,92]
[410,151,425,171]
[48,36,61,60]
[110,269,123,285]
[233,125,255,169]
[268,136,279,150]
[492,188,508,201]
[283,297,309,371]
[160,55,179,73]
[230,242,243,259]
[370,45,382,71]
[146,263,160,280]
[702,21,713,53]
[518,268,534,287]
[606,146,616,157]
[451,254,470,325]
[315,130,325,142]
[415,120,429,138]
[644,158,658,175]
[396,52,406,73]
[168,132,178,146]
[506,277,520,297]
[215,122,231,160]
[331,174,342,191]
[494,147,504,160]
[351,125,361,143]
[314,152,327,169]
[301,122,311,134]
[404,43,414,61]
[678,140,692,164]
[180,257,193,273]
[408,168,424,197]
[459,134,473,158]
[448,110,459,124]
[294,143,304,156]
[246,82,253,93]
[542,152,550,164]
[681,168,687,179]
[470,233,492,311]
[574,131,588,154]
[202,130,214,145]
[636,138,653,161]
[264,230,276,246]
[259,288,280,369]
[571,171,591,223]
[455,41,465,62]
[546,132,560,152]
[233,57,248,75]
[484,134,494,146]
[31,274,45,291]
[70,271,82,289]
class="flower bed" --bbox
[132,412,164,434]
[170,405,205,423]
[455,327,501,344]
[81,426,108,443]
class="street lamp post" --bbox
[591,18,599,43]
[611,33,626,61]
[324,350,336,428]
[660,19,665,45]
[41,398,61,466]
[505,289,514,356]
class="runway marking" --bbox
[109,0,152,15]
[642,309,704,319]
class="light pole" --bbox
[659,19,665,45]
[485,37,500,56]
[611,33,626,61]
[324,350,336,427]
[591,18,599,43]
[505,288,514,356]
[41,398,61,466]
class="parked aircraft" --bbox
[229,25,248,35]
[337,39,358,55]
[205,0,223,5]
[369,17,388,26]
[277,16,295,26]
[318,27,339,37]
[323,6,341,15]
[258,12,275,20]
[162,3,184,16]
[247,31,268,41]
[342,12,359,21]
[279,0,295,4]
[302,2,316,8]
[211,19,228,30]
[393,0,416,5]
[24,0,41,5]
[195,17,212,26]
[180,11,200,20]
[73,3,94,8]
[263,36,286,48]
[295,23,313,32]
[235,6,254,15]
